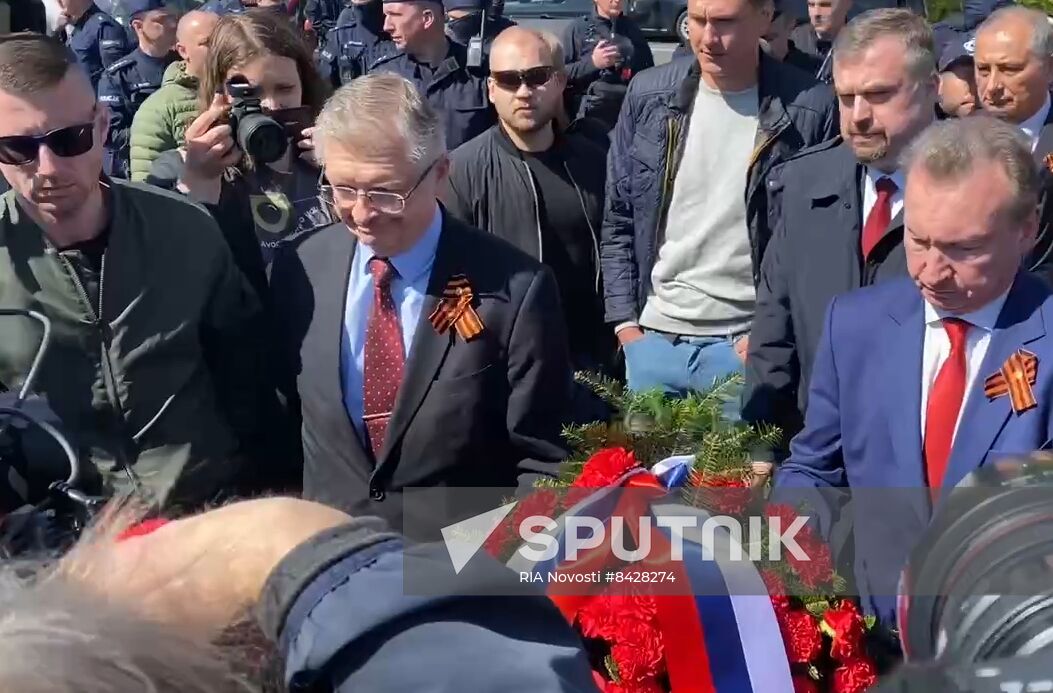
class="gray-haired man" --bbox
[975,6,1053,279]
[269,73,572,531]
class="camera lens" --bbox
[900,455,1053,664]
[236,112,288,165]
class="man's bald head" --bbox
[489,26,564,73]
[176,10,220,78]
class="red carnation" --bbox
[787,533,834,590]
[831,656,878,693]
[761,569,793,614]
[779,609,824,664]
[610,620,665,683]
[578,594,619,641]
[823,600,867,662]
[605,678,665,693]
[793,673,821,693]
[765,503,804,531]
[697,473,752,516]
[573,448,639,488]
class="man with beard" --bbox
[745,9,937,459]
[317,0,397,87]
[446,27,613,379]
[974,6,1053,280]
[561,0,653,132]
[0,33,282,510]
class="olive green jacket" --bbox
[0,178,285,509]
[129,60,199,183]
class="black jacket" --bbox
[269,213,572,532]
[601,53,838,325]
[1028,108,1053,283]
[742,139,909,453]
[445,124,612,371]
[788,24,832,82]
[561,10,654,130]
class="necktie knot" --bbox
[942,317,971,351]
[369,257,396,288]
[875,176,898,197]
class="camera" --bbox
[881,454,1053,690]
[226,78,288,165]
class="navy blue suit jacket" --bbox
[775,273,1053,625]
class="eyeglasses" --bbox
[490,66,555,91]
[319,159,439,215]
[0,118,97,166]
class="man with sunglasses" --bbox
[98,0,179,178]
[269,73,572,532]
[0,33,286,510]
[446,27,613,383]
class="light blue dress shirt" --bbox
[341,205,443,437]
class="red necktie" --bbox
[923,318,971,499]
[363,258,405,458]
[861,176,898,259]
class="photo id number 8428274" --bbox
[606,570,676,584]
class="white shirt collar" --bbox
[923,288,1011,332]
[864,166,906,193]
[1018,94,1051,150]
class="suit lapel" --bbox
[940,276,1047,494]
[1033,115,1053,164]
[375,221,458,473]
[885,291,929,518]
[319,230,370,458]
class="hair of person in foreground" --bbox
[0,500,280,693]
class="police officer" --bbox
[317,0,396,87]
[98,0,177,177]
[372,0,494,149]
[444,0,515,61]
[561,0,652,132]
[305,0,341,37]
[58,0,130,91]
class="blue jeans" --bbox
[623,331,745,419]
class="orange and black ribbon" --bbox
[428,275,484,341]
[984,349,1038,414]
[1045,153,1053,174]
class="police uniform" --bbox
[317,1,397,87]
[444,0,515,61]
[99,47,177,178]
[63,2,130,92]
[305,0,343,38]
[371,36,494,151]
[561,8,653,131]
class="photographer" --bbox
[148,8,332,297]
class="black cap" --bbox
[445,0,484,10]
[939,32,975,72]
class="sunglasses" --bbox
[490,66,555,91]
[0,120,97,166]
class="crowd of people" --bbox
[2,0,1053,687]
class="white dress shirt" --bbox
[1018,94,1051,153]
[862,167,906,226]
[920,291,1010,442]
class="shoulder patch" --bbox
[369,51,403,69]
[107,56,134,72]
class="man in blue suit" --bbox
[774,115,1053,631]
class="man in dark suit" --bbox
[270,72,572,531]
[974,6,1053,280]
[744,9,937,456]
[775,115,1053,629]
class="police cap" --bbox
[125,0,167,18]
[939,31,975,72]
